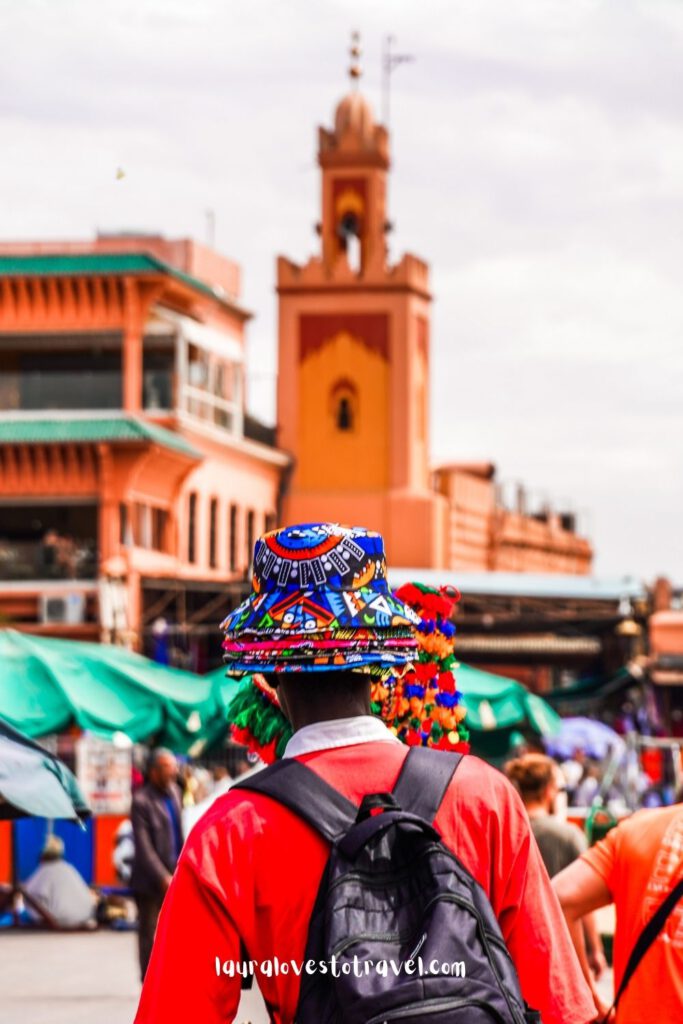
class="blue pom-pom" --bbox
[405,683,426,699]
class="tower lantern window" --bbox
[337,396,353,431]
[338,212,362,273]
[338,211,360,246]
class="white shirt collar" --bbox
[283,715,400,759]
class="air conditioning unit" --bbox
[40,591,86,625]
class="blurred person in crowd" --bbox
[554,798,683,1022]
[560,747,588,801]
[182,755,260,838]
[177,761,212,808]
[574,762,602,807]
[131,747,145,791]
[229,753,251,779]
[40,528,61,577]
[23,834,96,928]
[131,747,182,980]
[505,753,606,982]
[211,760,230,788]
[113,818,135,885]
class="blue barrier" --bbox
[13,817,94,884]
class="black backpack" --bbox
[235,747,541,1024]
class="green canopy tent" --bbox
[0,631,240,756]
[0,714,90,822]
[456,662,561,763]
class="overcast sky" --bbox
[2,0,682,582]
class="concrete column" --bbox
[122,279,143,413]
[122,325,143,412]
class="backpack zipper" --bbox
[431,894,527,1024]
[326,842,525,1023]
[327,891,524,1024]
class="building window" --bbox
[119,503,129,546]
[133,503,150,549]
[0,348,122,411]
[331,379,357,433]
[151,508,168,552]
[246,510,255,570]
[0,501,97,582]
[183,342,242,435]
[337,396,353,430]
[143,346,174,411]
[209,498,218,569]
[229,504,238,572]
[188,493,197,564]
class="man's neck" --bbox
[290,706,372,732]
[526,801,550,819]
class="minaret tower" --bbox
[277,34,443,566]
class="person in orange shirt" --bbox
[553,802,683,1022]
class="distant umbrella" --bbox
[544,716,624,761]
[0,716,90,823]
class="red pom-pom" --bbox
[438,671,456,693]
[415,662,438,682]
[405,730,423,747]
[230,725,252,747]
[258,738,279,764]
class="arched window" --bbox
[337,395,353,430]
[330,379,358,433]
[337,209,363,273]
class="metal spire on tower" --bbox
[349,30,362,89]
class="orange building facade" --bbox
[0,235,288,660]
[277,87,592,574]
[0,82,592,659]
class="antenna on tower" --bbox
[382,34,414,126]
[349,29,362,88]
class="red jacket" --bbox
[135,736,595,1024]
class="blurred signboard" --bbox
[76,734,131,816]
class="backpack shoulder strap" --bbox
[392,747,463,823]
[606,873,683,1020]
[232,758,357,843]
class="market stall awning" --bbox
[0,631,240,755]
[0,715,90,822]
[456,662,561,734]
[454,662,561,763]
[455,635,602,658]
[544,666,639,713]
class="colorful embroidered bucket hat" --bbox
[221,523,420,675]
[226,582,470,760]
